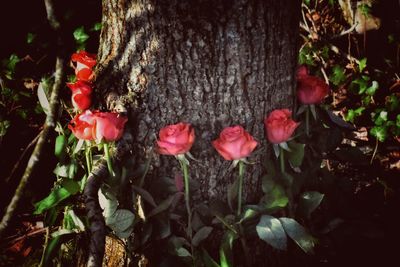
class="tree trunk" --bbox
[95,0,300,202]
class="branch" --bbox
[84,132,133,267]
[84,160,108,267]
[0,0,66,238]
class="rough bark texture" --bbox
[96,0,300,202]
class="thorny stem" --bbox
[237,160,245,216]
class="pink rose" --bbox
[93,112,128,142]
[68,110,96,140]
[71,51,97,82]
[157,123,195,155]
[296,65,329,104]
[264,109,299,144]
[67,81,92,111]
[212,125,258,160]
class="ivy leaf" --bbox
[358,58,367,73]
[370,126,387,142]
[279,217,315,254]
[256,215,287,250]
[386,94,399,111]
[366,81,379,96]
[345,107,365,123]
[73,26,89,44]
[330,65,346,86]
[297,191,324,218]
[374,111,388,126]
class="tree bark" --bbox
[95,0,300,202]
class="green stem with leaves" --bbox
[179,157,194,264]
[103,142,114,177]
[85,141,92,175]
[279,146,285,173]
[237,160,245,216]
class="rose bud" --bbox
[67,81,92,111]
[264,109,299,144]
[157,123,195,155]
[296,65,329,105]
[212,125,257,160]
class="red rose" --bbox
[67,81,92,111]
[93,112,128,142]
[71,51,97,82]
[264,109,299,144]
[157,123,195,155]
[68,110,96,140]
[296,65,329,104]
[212,125,258,160]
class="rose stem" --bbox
[279,146,285,173]
[180,158,194,263]
[237,160,245,216]
[103,142,114,177]
[85,141,92,175]
[306,105,310,137]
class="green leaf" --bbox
[60,179,80,195]
[358,58,367,73]
[370,126,387,142]
[53,162,77,179]
[192,226,213,247]
[115,224,135,239]
[34,187,71,214]
[106,209,135,233]
[279,217,315,254]
[98,189,118,218]
[26,32,35,44]
[132,185,157,207]
[42,234,74,265]
[366,81,379,96]
[239,208,259,223]
[176,247,191,257]
[330,65,346,86]
[202,249,221,267]
[298,191,324,218]
[55,135,67,159]
[66,209,85,231]
[91,22,102,31]
[227,175,240,212]
[0,120,10,137]
[262,175,288,210]
[147,194,176,218]
[287,141,305,168]
[386,94,400,111]
[374,111,388,126]
[219,231,237,267]
[37,82,50,115]
[5,54,20,74]
[73,26,90,44]
[256,215,287,250]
